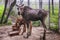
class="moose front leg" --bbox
[23,22,31,38]
[29,21,32,36]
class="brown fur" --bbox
[12,16,32,35]
[16,4,48,38]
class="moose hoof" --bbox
[23,33,31,38]
[23,35,28,38]
[27,32,31,36]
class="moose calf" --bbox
[12,15,32,35]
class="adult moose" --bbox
[16,4,48,39]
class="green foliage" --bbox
[6,8,15,16]
[50,25,58,31]
[0,5,7,21]
[0,4,59,30]
[0,5,12,25]
[0,0,2,2]
[50,5,58,31]
[10,10,15,16]
[0,5,4,19]
[43,5,58,31]
[32,21,40,27]
[6,20,12,25]
[0,19,12,26]
[0,5,4,22]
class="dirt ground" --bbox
[0,25,60,40]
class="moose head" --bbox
[16,4,24,15]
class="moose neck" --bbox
[21,6,33,19]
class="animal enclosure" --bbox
[0,0,60,40]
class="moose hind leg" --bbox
[41,20,46,40]
[41,20,46,28]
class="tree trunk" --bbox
[4,0,16,23]
[20,0,23,4]
[48,0,50,29]
[39,0,42,9]
[59,0,60,33]
[0,0,8,24]
[28,0,30,6]
[52,0,54,15]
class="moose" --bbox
[12,15,32,35]
[16,4,48,39]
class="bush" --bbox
[0,5,4,19]
[0,5,4,22]
[50,25,58,31]
[32,21,40,27]
[50,5,58,31]
[6,8,15,16]
[43,5,58,31]
[0,5,12,25]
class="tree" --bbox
[52,0,54,15]
[28,0,30,6]
[4,0,16,23]
[20,0,23,4]
[0,0,8,24]
[39,0,42,9]
[59,0,60,32]
[48,0,50,28]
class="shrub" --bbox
[0,5,12,25]
[32,21,40,27]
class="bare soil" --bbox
[0,25,60,40]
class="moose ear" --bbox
[16,4,19,7]
[21,4,24,6]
